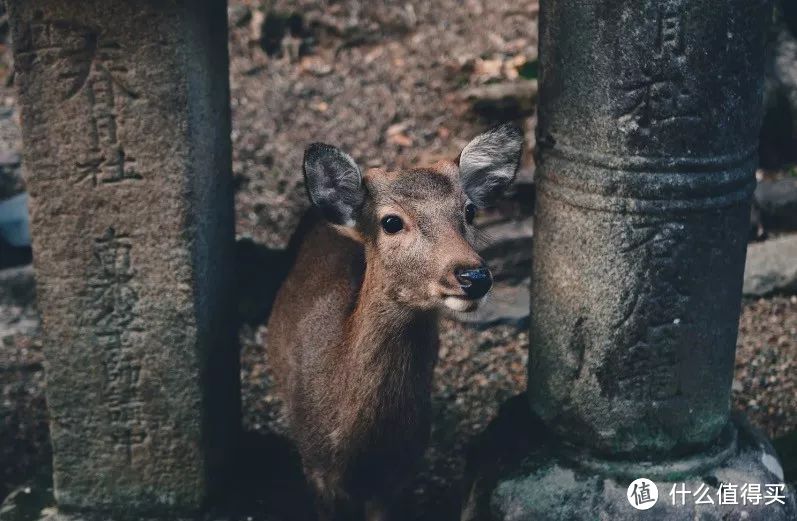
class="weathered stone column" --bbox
[531,0,769,460]
[8,0,239,517]
[463,0,797,519]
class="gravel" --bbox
[734,295,797,440]
[228,0,540,248]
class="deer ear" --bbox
[303,143,364,226]
[458,123,523,207]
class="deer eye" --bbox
[465,203,476,224]
[380,215,404,234]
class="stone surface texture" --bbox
[0,107,23,201]
[754,178,797,232]
[530,0,772,457]
[8,0,239,516]
[743,234,797,297]
[462,397,796,521]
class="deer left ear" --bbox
[458,123,523,207]
[303,142,364,227]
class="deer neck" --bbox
[343,259,439,395]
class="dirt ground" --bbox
[228,0,540,248]
[1,0,796,519]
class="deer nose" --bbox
[455,267,493,299]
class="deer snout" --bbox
[455,266,493,299]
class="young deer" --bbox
[266,124,522,521]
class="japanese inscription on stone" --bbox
[86,227,146,462]
[598,220,690,401]
[615,1,700,138]
[16,19,141,186]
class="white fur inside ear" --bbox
[459,124,522,206]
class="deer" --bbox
[266,124,523,521]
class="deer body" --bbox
[266,125,522,520]
[268,217,438,515]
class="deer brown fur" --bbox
[266,124,522,521]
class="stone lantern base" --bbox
[462,396,797,521]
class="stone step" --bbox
[744,234,797,297]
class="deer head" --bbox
[303,124,522,312]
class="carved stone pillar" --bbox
[8,0,239,517]
[463,0,797,519]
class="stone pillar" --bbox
[8,0,239,517]
[531,0,767,460]
[463,0,797,519]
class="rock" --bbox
[227,4,251,28]
[478,215,533,283]
[0,238,31,270]
[743,234,797,297]
[447,281,530,330]
[0,264,35,306]
[0,149,23,201]
[754,178,797,232]
[463,80,538,120]
[0,264,38,340]
[0,193,32,270]
[0,193,30,247]
[0,192,32,269]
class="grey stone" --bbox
[754,178,797,232]
[227,4,251,28]
[0,264,34,307]
[462,396,797,521]
[447,281,530,330]
[0,264,38,340]
[0,109,23,200]
[8,0,239,517]
[0,193,30,247]
[743,234,797,297]
[479,216,533,284]
[0,151,23,200]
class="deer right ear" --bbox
[458,124,522,207]
[303,143,364,227]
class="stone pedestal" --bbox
[464,0,797,518]
[463,397,796,521]
[8,0,239,517]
